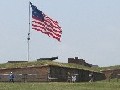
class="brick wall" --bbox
[102,69,120,79]
[0,66,49,82]
[49,65,106,82]
[0,65,106,82]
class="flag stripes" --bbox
[30,2,62,41]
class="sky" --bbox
[0,0,120,67]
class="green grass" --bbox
[1,60,120,73]
[0,80,120,90]
[0,60,99,72]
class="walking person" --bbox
[89,72,94,82]
[9,72,14,83]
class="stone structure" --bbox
[68,57,92,67]
[0,64,105,82]
[102,69,120,81]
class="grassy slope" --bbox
[0,60,120,72]
[0,60,99,72]
[91,65,120,72]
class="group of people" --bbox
[67,72,94,83]
[67,72,77,83]
[8,71,94,83]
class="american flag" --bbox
[30,2,62,42]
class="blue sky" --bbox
[0,0,120,66]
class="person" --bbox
[67,72,71,82]
[9,72,14,83]
[89,72,94,82]
[72,74,76,83]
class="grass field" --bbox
[0,80,120,90]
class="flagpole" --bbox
[27,2,31,61]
